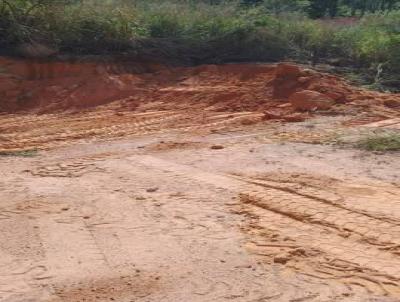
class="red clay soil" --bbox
[0,57,399,150]
[1,57,399,114]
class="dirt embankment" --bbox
[0,57,399,151]
[0,57,399,114]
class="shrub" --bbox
[0,0,399,90]
[357,133,400,152]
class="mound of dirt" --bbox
[289,90,335,111]
[0,57,398,116]
[271,63,349,103]
[0,57,399,151]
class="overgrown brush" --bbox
[0,0,400,90]
[356,133,400,152]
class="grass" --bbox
[0,149,38,157]
[357,133,400,152]
[0,1,400,90]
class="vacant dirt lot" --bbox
[1,58,400,301]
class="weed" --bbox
[356,133,400,152]
[0,149,38,157]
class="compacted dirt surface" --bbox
[1,58,400,302]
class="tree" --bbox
[342,0,400,16]
[308,0,339,18]
[328,0,339,17]
[241,0,263,6]
[263,0,310,14]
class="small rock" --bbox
[275,63,302,78]
[384,99,400,108]
[136,196,146,200]
[263,111,306,123]
[289,90,334,111]
[324,91,347,103]
[289,248,306,256]
[297,76,313,84]
[210,145,224,150]
[273,254,290,264]
[277,103,292,108]
[240,118,256,126]
[146,187,159,193]
[282,113,307,123]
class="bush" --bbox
[357,133,400,152]
[0,0,399,91]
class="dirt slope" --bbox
[0,57,399,152]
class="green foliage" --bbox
[263,0,310,14]
[0,0,400,90]
[357,133,400,151]
[0,149,38,157]
[308,0,340,18]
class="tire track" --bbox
[0,109,262,151]
[237,175,400,225]
[234,177,400,249]
[128,155,400,294]
[0,111,185,151]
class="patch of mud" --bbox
[26,153,115,177]
[50,274,159,302]
[144,141,208,152]
[28,162,103,178]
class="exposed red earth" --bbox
[1,57,400,302]
[0,58,399,151]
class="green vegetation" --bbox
[0,149,38,157]
[357,133,400,151]
[1,0,400,90]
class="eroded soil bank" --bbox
[1,57,400,301]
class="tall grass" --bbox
[0,0,399,90]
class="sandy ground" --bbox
[1,114,400,302]
[1,60,400,301]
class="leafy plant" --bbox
[357,133,400,151]
[1,0,400,90]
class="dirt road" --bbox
[1,59,400,301]
[1,115,400,301]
